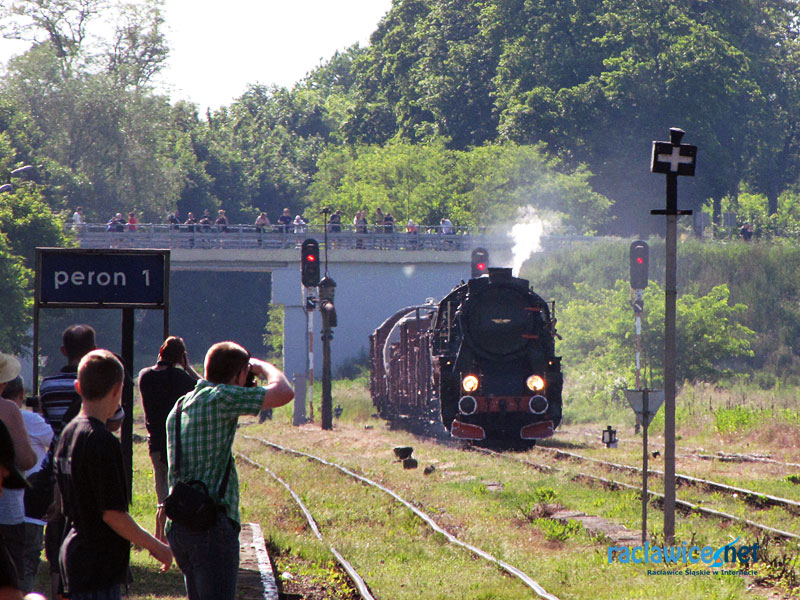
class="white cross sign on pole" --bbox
[651,141,697,176]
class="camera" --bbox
[245,371,257,387]
[25,396,40,410]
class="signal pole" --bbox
[300,239,321,425]
[651,128,696,544]
[319,208,337,430]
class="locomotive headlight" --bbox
[526,375,545,392]
[462,375,479,393]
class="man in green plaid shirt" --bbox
[165,341,293,600]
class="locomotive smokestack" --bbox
[488,267,513,281]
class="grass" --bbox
[238,424,778,599]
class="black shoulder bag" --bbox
[162,398,232,531]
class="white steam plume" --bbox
[508,206,556,276]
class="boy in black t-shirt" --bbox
[55,350,172,600]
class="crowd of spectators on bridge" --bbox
[71,206,464,247]
[76,206,459,234]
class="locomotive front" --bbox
[432,267,562,444]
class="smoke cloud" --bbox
[508,206,557,276]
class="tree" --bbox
[0,237,32,355]
[309,138,612,232]
[558,280,755,384]
[0,0,109,76]
[104,0,169,90]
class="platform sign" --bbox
[624,389,664,428]
[37,248,167,307]
[34,248,170,499]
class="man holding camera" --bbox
[165,341,293,600]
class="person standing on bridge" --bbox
[167,210,181,231]
[215,210,228,233]
[353,210,367,248]
[254,211,270,233]
[165,342,293,600]
[126,211,137,232]
[277,208,292,233]
[72,207,84,232]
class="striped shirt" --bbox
[165,380,264,525]
[39,366,80,439]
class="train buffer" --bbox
[238,522,280,600]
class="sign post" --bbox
[34,248,169,492]
[650,128,696,544]
[625,389,664,543]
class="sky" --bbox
[0,0,394,111]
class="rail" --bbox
[66,223,488,251]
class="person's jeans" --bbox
[167,510,240,600]
[69,585,121,600]
[21,522,44,593]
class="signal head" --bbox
[471,247,489,278]
[629,240,649,290]
[301,238,321,287]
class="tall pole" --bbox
[308,295,315,423]
[318,211,335,431]
[321,319,332,429]
[651,127,695,546]
[121,307,135,494]
[318,276,336,430]
[663,175,678,544]
[641,390,649,544]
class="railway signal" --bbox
[651,127,696,546]
[629,240,649,290]
[301,239,320,287]
[471,247,489,278]
[319,276,337,431]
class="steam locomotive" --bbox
[370,266,562,445]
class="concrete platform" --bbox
[238,522,279,600]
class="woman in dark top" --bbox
[137,337,199,541]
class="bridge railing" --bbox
[66,223,491,251]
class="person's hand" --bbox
[248,358,272,380]
[150,541,173,572]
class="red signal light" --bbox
[306,255,316,262]
[630,240,649,289]
[476,262,486,270]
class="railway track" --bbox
[558,429,800,470]
[239,434,562,600]
[532,445,800,515]
[236,451,376,600]
[472,446,800,542]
